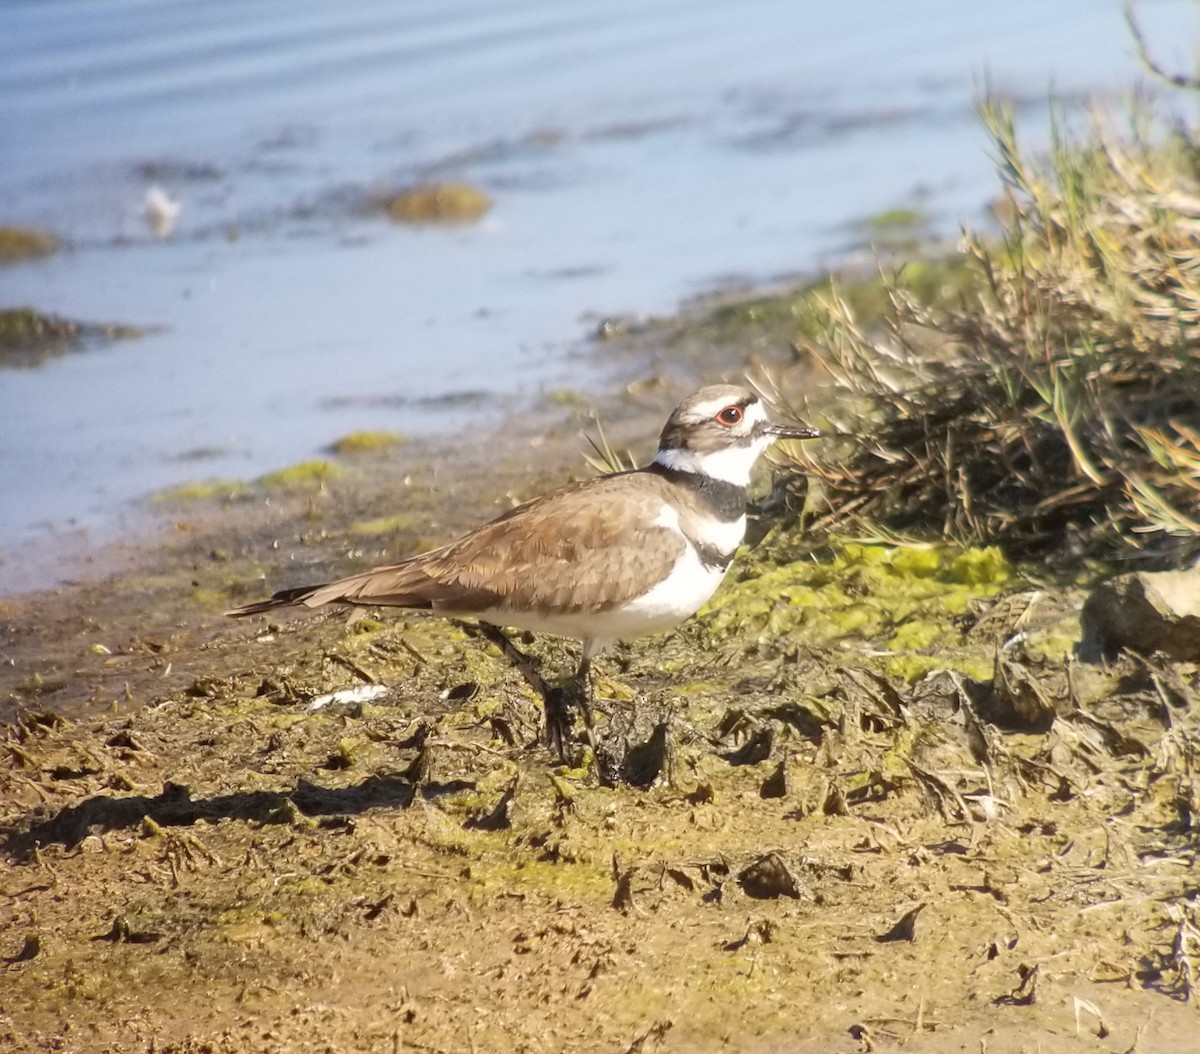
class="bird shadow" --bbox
[1,772,474,859]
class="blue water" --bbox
[0,0,1196,591]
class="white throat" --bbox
[652,433,774,487]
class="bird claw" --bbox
[543,684,595,765]
[544,687,571,761]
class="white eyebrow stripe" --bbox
[688,393,762,420]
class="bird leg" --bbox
[571,655,596,740]
[460,624,588,763]
[465,620,551,698]
[545,654,597,763]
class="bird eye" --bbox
[715,405,743,427]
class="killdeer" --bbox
[227,384,818,755]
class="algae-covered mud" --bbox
[2,387,1199,1051]
[0,307,146,369]
[0,227,58,264]
[378,183,493,224]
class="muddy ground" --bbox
[2,333,1199,1053]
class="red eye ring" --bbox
[716,405,743,427]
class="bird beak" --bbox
[765,422,820,440]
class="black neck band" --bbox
[644,461,747,522]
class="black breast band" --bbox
[644,462,747,522]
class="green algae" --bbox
[0,226,58,262]
[330,738,359,769]
[256,460,339,490]
[853,206,932,251]
[861,206,927,231]
[704,538,1012,682]
[543,388,588,407]
[0,307,72,344]
[887,620,944,651]
[328,431,409,456]
[347,512,428,537]
[0,307,147,368]
[191,588,232,610]
[690,254,979,350]
[155,479,250,503]
[464,851,613,901]
[381,183,492,224]
[158,455,413,509]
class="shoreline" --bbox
[0,297,753,723]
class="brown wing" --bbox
[229,472,684,617]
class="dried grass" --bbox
[769,94,1200,569]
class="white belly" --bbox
[474,543,727,650]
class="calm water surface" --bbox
[0,0,1195,591]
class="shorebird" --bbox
[143,185,181,239]
[227,384,819,755]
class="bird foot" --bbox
[460,621,597,764]
[544,680,597,766]
[544,686,573,763]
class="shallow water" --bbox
[0,0,1195,592]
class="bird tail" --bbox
[225,584,326,618]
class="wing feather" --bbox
[237,472,686,617]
